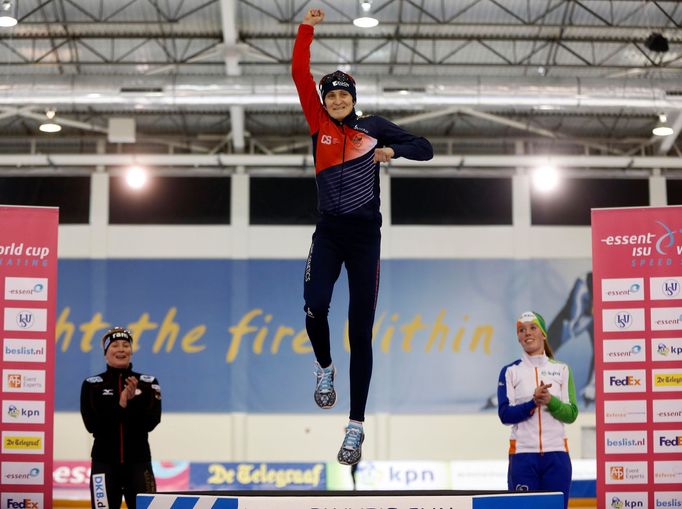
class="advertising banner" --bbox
[54,258,593,414]
[0,205,59,509]
[592,206,682,509]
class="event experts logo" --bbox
[606,461,647,484]
[598,220,682,268]
[2,370,46,394]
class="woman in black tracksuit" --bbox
[80,327,161,509]
[292,8,433,466]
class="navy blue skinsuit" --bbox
[293,23,433,421]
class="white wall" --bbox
[55,169,633,463]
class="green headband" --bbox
[516,311,547,338]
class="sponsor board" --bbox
[604,400,648,424]
[602,308,646,332]
[653,399,682,423]
[2,308,47,332]
[652,338,682,362]
[4,277,48,302]
[653,430,682,454]
[602,278,645,302]
[605,461,647,484]
[654,461,682,484]
[0,492,44,509]
[189,462,326,491]
[0,461,44,485]
[1,431,44,455]
[2,338,47,363]
[2,400,45,424]
[650,276,682,300]
[1,431,45,456]
[604,491,648,509]
[603,339,646,363]
[2,370,46,393]
[651,308,682,331]
[604,430,647,454]
[652,369,682,392]
[603,369,647,393]
[655,492,682,508]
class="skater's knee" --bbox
[304,304,329,320]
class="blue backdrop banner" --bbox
[56,259,594,413]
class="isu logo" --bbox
[610,466,625,480]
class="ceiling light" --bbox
[353,0,378,28]
[39,109,62,133]
[0,0,16,27]
[532,165,560,193]
[652,113,673,137]
[126,166,148,189]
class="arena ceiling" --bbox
[0,0,680,164]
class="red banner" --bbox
[0,206,59,509]
[592,206,682,509]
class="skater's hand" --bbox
[119,376,138,408]
[303,8,324,26]
[533,381,552,406]
[373,147,395,163]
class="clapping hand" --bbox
[119,376,138,408]
[533,381,552,406]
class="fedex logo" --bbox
[610,375,642,386]
[604,370,647,393]
[654,430,682,453]
[0,493,43,509]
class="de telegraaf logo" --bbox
[16,311,34,329]
[615,312,632,329]
[655,221,682,255]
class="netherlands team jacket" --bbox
[80,364,161,463]
[292,23,433,221]
[497,352,578,454]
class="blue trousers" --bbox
[303,216,381,422]
[508,451,572,509]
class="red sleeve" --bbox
[291,24,323,134]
